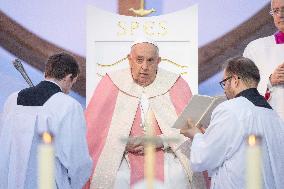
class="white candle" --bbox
[145,109,155,189]
[246,135,262,189]
[38,132,55,189]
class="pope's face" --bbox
[128,43,161,87]
[271,0,284,32]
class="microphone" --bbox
[12,59,34,87]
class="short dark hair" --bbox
[222,56,260,86]
[44,52,80,80]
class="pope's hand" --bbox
[154,136,164,149]
[125,136,164,155]
[126,136,144,155]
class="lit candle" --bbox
[145,109,155,189]
[246,135,262,189]
[38,132,55,189]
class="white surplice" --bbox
[190,97,284,189]
[243,35,284,120]
[0,92,92,189]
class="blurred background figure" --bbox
[243,0,284,120]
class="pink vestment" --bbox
[84,68,208,189]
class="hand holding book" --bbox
[176,95,226,138]
[173,95,227,129]
[180,118,203,139]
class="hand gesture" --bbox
[126,136,144,155]
[180,118,202,139]
[125,136,164,155]
[270,63,284,86]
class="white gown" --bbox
[190,96,284,189]
[0,92,92,189]
[243,35,284,120]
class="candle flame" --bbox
[42,132,52,144]
[248,135,256,146]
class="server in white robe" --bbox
[243,0,284,120]
[181,56,284,189]
[0,52,92,189]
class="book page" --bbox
[173,95,226,129]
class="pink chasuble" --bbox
[274,31,284,44]
[84,73,200,188]
[84,75,119,189]
[127,75,193,186]
[128,107,164,186]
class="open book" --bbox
[173,95,227,129]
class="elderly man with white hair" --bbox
[84,38,207,189]
[243,0,284,120]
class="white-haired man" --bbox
[243,0,284,120]
[84,39,208,189]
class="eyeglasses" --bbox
[269,7,284,16]
[219,76,232,89]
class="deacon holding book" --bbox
[0,53,92,189]
[181,56,284,189]
[85,38,207,189]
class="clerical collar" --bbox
[235,88,272,109]
[17,80,62,106]
[274,31,284,44]
[45,79,63,91]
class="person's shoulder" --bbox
[6,91,19,102]
[47,92,83,110]
[225,96,252,106]
[54,92,81,105]
[156,68,180,85]
[3,91,19,111]
[106,68,129,83]
[103,74,115,85]
[215,97,252,114]
[246,35,275,49]
[107,68,128,77]
[17,86,35,102]
[156,68,181,90]
[159,68,179,77]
